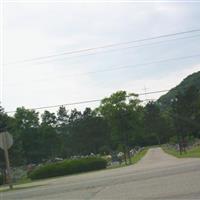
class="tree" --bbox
[144,101,169,145]
[57,106,69,126]
[98,91,142,164]
[0,106,9,169]
[68,109,82,123]
[56,106,70,157]
[65,107,109,156]
[40,111,60,159]
[0,106,10,132]
[172,86,200,154]
[13,107,40,164]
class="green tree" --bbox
[13,107,40,164]
[172,86,200,154]
[98,91,142,164]
[76,108,109,155]
[0,106,9,168]
[40,110,60,159]
[0,106,7,132]
[57,106,69,126]
[144,102,170,145]
[56,106,70,158]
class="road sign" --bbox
[0,132,13,150]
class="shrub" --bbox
[28,157,107,180]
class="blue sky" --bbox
[1,1,200,113]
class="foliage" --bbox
[131,148,148,164]
[163,146,200,158]
[108,148,148,169]
[28,157,107,180]
[98,91,142,164]
[143,102,172,145]
[158,71,200,108]
[171,86,200,153]
[0,71,199,166]
[0,173,3,185]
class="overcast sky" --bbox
[1,1,200,114]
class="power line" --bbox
[66,54,200,76]
[6,89,169,114]
[6,53,200,86]
[6,34,200,67]
[5,29,200,65]
[67,34,200,61]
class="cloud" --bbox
[123,64,200,100]
[2,2,200,113]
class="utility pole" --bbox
[3,141,13,189]
[0,132,13,189]
[143,86,149,102]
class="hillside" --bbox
[158,71,200,107]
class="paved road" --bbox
[1,148,200,200]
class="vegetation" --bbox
[158,71,200,108]
[107,148,148,169]
[163,146,200,158]
[0,185,45,193]
[0,174,3,185]
[28,157,107,180]
[0,71,199,172]
[98,91,142,165]
[131,148,148,164]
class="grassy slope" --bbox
[163,146,200,158]
[131,148,148,163]
[1,148,148,191]
[107,148,148,169]
[1,149,149,192]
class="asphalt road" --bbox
[1,148,200,200]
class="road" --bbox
[1,148,200,200]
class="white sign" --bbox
[0,132,13,150]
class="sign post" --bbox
[0,132,13,189]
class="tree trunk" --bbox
[123,145,127,165]
[127,145,132,165]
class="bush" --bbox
[28,157,107,180]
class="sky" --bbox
[1,1,200,114]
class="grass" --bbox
[108,147,148,169]
[0,148,149,191]
[14,177,32,185]
[163,145,200,158]
[0,184,45,193]
[131,148,148,164]
[107,162,126,169]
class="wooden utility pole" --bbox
[3,145,13,189]
[0,132,13,189]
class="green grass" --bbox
[14,177,32,185]
[107,162,126,169]
[108,148,148,169]
[163,146,200,158]
[0,148,149,190]
[131,148,148,164]
[0,184,45,193]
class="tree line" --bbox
[0,86,199,167]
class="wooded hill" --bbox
[158,71,200,107]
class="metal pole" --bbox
[2,134,13,189]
